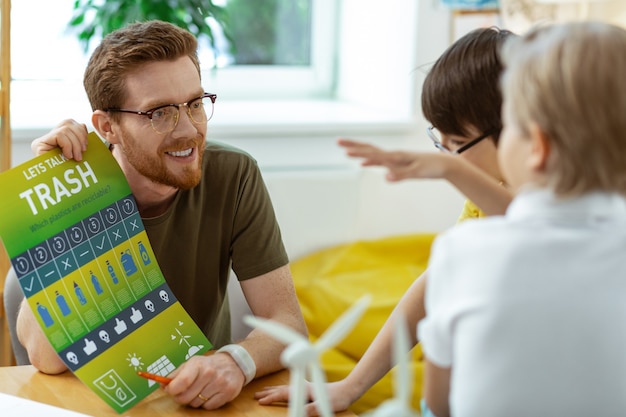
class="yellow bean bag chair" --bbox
[291,233,436,414]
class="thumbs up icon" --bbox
[130,307,143,324]
[114,318,127,335]
[83,338,97,355]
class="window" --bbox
[11,0,336,131]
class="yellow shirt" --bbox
[457,199,486,223]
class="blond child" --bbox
[419,21,626,417]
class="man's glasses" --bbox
[427,125,496,154]
[106,93,217,134]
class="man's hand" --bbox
[163,352,246,410]
[166,264,307,410]
[31,119,89,161]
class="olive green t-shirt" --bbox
[142,142,288,347]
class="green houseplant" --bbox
[224,0,311,65]
[67,0,311,66]
[67,0,232,57]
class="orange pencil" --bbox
[137,371,172,385]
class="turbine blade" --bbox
[289,367,307,417]
[243,315,305,345]
[393,314,413,404]
[316,295,371,352]
[309,363,333,417]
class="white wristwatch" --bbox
[216,344,256,385]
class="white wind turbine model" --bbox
[244,295,371,417]
[362,313,420,417]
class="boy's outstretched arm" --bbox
[441,156,512,215]
[338,138,512,216]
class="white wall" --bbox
[261,152,464,262]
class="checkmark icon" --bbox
[96,236,106,250]
[24,276,34,292]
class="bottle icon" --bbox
[91,270,103,295]
[55,290,71,316]
[74,281,87,305]
[120,250,137,276]
[138,241,151,266]
[37,302,54,327]
[106,260,119,284]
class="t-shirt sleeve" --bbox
[229,157,289,280]
[418,234,456,368]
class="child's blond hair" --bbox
[501,21,626,195]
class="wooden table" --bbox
[0,366,356,416]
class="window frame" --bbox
[11,0,336,124]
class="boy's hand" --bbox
[338,138,455,181]
[255,380,354,417]
[31,119,89,161]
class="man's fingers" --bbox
[31,120,89,161]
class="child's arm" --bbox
[423,359,451,417]
[255,271,428,414]
[338,138,512,216]
[441,156,511,216]
[335,271,427,405]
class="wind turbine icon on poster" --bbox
[362,313,420,417]
[244,295,372,417]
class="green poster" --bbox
[0,133,211,413]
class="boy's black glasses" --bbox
[106,93,217,134]
[427,126,496,154]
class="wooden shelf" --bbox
[0,0,12,366]
[453,8,500,15]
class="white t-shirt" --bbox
[418,189,626,417]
